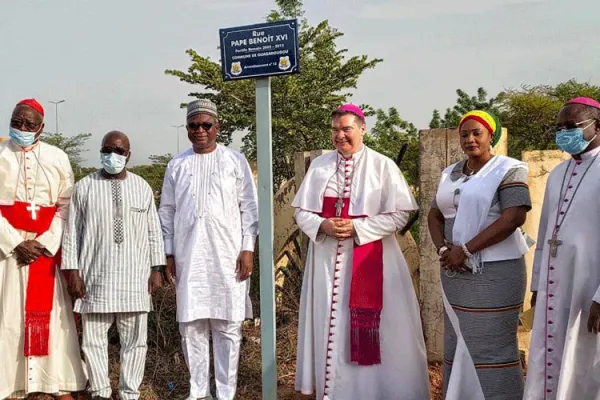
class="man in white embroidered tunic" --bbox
[292,104,431,400]
[525,97,600,399]
[61,131,165,400]
[159,99,258,400]
[0,99,86,400]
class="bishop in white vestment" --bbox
[525,97,600,399]
[292,104,431,400]
[159,99,258,400]
[0,99,86,399]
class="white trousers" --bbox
[179,319,243,400]
[82,312,148,400]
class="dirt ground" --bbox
[31,283,444,400]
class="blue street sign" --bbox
[219,19,300,81]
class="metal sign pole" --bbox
[220,19,298,399]
[255,76,277,400]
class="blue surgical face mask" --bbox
[555,119,597,155]
[9,127,39,147]
[101,152,128,174]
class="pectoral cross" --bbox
[335,198,344,217]
[27,200,40,220]
[548,233,562,258]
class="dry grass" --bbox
[33,262,443,399]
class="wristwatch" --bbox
[437,245,449,256]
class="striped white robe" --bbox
[61,170,165,313]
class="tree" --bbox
[149,153,173,166]
[129,164,167,197]
[74,167,98,182]
[165,0,382,189]
[429,88,501,128]
[364,107,418,186]
[363,107,421,240]
[500,79,600,158]
[429,80,600,159]
[41,132,92,169]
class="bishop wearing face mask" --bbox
[61,131,165,400]
[524,97,600,399]
[0,99,87,399]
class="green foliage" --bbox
[74,167,98,182]
[165,0,382,189]
[364,107,419,187]
[149,153,174,166]
[429,88,501,128]
[268,0,304,20]
[499,79,600,158]
[41,132,92,170]
[430,80,600,159]
[129,164,167,195]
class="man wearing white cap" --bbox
[158,99,259,400]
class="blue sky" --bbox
[0,0,598,166]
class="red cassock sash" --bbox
[0,201,58,357]
[320,197,383,366]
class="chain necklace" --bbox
[465,154,494,176]
[465,159,477,176]
[547,152,600,258]
[334,151,361,217]
[14,146,46,220]
[15,149,41,199]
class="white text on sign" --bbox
[231,31,289,47]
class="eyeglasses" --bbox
[10,118,41,132]
[100,146,128,156]
[187,122,213,132]
[554,119,597,133]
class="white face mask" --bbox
[101,152,128,174]
[9,126,41,147]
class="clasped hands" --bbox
[319,218,355,240]
[14,240,46,266]
[439,244,469,273]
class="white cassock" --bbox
[292,146,431,400]
[0,140,87,399]
[159,144,258,400]
[524,145,600,399]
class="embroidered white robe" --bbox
[292,146,431,400]
[525,146,600,399]
[0,140,87,398]
[158,145,258,323]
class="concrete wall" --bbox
[517,150,569,358]
[418,128,508,361]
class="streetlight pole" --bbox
[49,100,65,134]
[172,124,184,154]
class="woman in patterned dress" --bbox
[428,110,532,399]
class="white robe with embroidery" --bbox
[159,145,258,323]
[524,146,600,399]
[0,140,87,398]
[292,146,431,400]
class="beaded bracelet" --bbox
[461,244,473,258]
